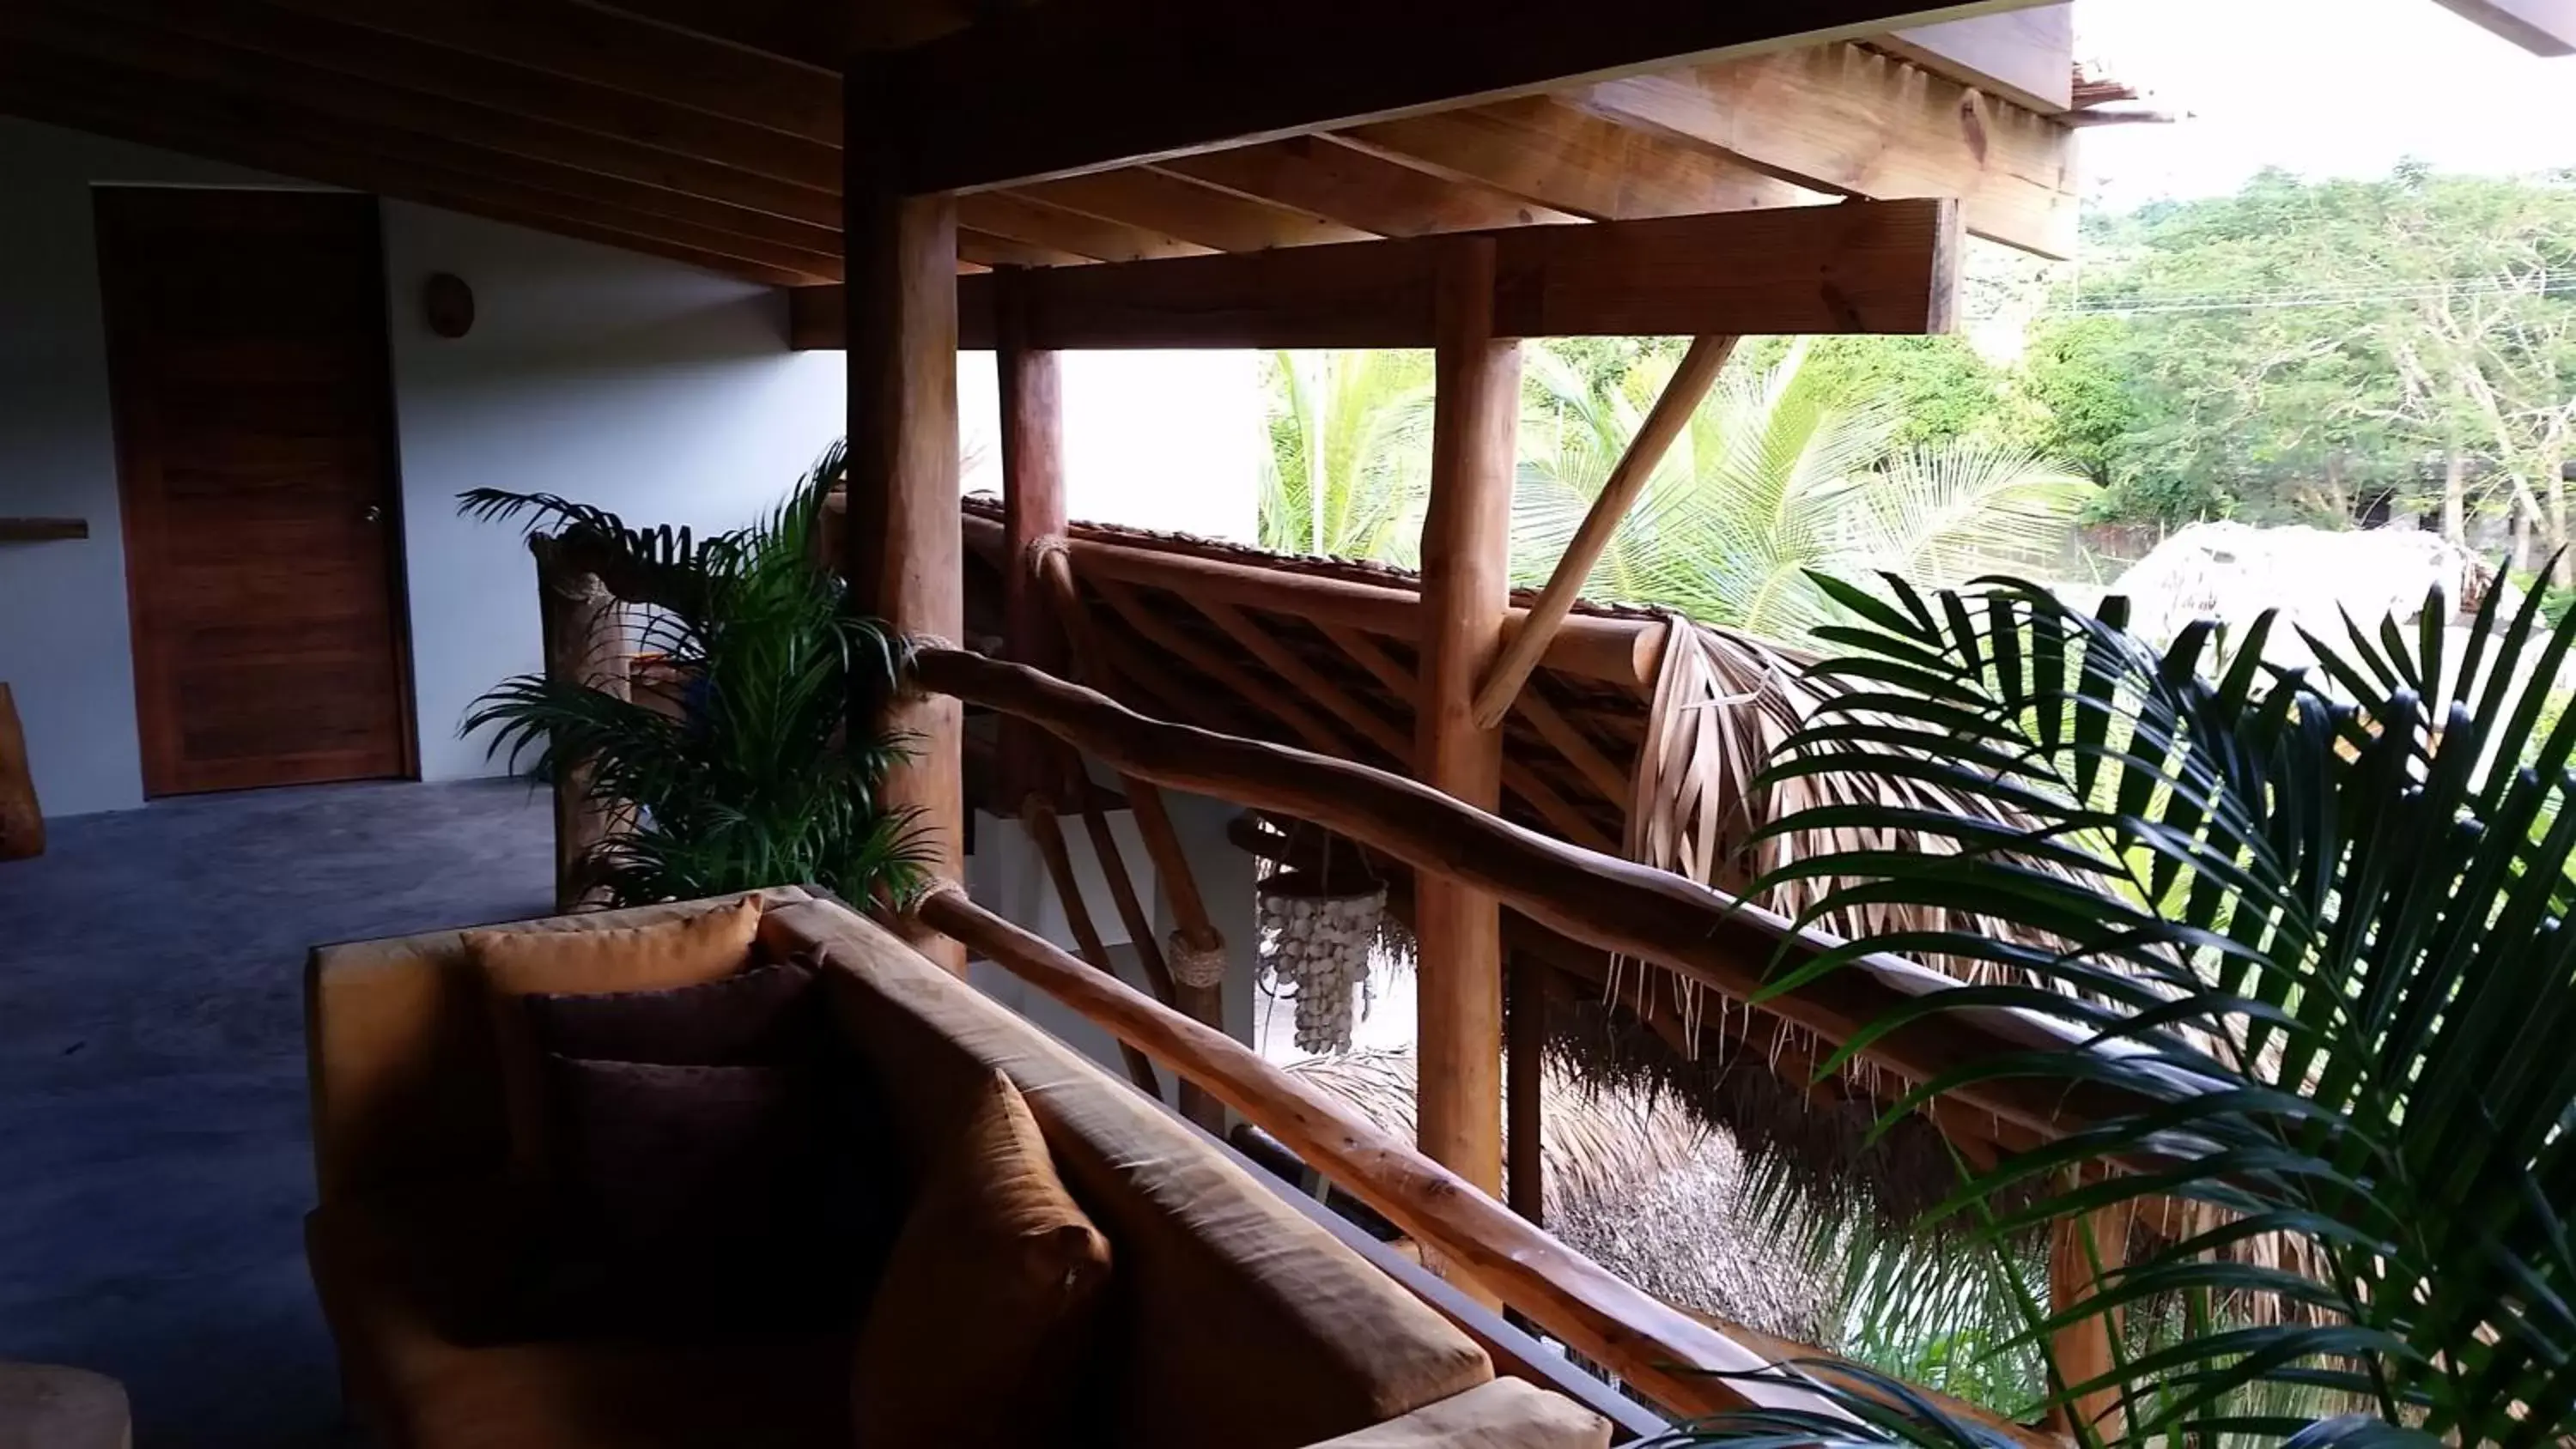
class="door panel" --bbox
[94,188,415,797]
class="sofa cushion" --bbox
[468,897,764,1179]
[853,1069,1112,1449]
[307,1201,851,1449]
[525,956,821,1067]
[764,900,1494,1449]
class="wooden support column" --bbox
[1507,953,1546,1226]
[846,67,964,971]
[532,537,630,912]
[2048,1203,2131,1437]
[997,267,1066,807]
[1413,236,1519,1203]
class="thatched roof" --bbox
[1283,1048,1839,1343]
[957,495,2075,1220]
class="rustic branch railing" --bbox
[913,646,2178,1145]
[913,885,1825,1422]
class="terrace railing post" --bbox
[995,266,1066,808]
[844,61,964,971]
[1414,236,1520,1212]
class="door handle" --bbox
[362,505,384,523]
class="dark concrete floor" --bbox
[0,779,552,1448]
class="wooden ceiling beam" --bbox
[1573,43,2078,258]
[52,0,840,191]
[1152,138,1586,238]
[880,0,2057,193]
[1329,95,1820,222]
[792,197,1960,351]
[1016,170,1375,253]
[1,4,841,227]
[0,75,822,286]
[956,192,1215,264]
[0,46,841,270]
[957,228,1092,270]
[0,52,835,282]
[261,0,839,143]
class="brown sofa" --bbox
[305,888,1610,1449]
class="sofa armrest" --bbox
[1299,1379,1612,1449]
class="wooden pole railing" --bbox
[911,646,2180,1144]
[913,885,1832,1422]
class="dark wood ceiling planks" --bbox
[3,0,2098,288]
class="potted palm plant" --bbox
[459,443,928,908]
[1656,571,2576,1446]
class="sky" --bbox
[2075,0,2576,209]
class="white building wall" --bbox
[1,115,1268,819]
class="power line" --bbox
[2058,279,2576,318]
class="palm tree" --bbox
[459,444,929,907]
[1651,571,2576,1446]
[1515,341,2091,643]
[1257,349,1436,562]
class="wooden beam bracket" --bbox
[1470,334,1735,730]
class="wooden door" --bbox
[94,188,416,797]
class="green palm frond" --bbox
[460,440,926,908]
[1671,568,2576,1446]
[1512,342,2086,645]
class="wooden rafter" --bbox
[1514,688,1633,806]
[1327,95,1820,222]
[264,0,841,143]
[1016,169,1374,252]
[1089,579,1359,760]
[1153,137,1588,238]
[57,0,839,190]
[1473,335,1739,728]
[0,68,832,285]
[1189,600,1417,766]
[1575,42,2080,258]
[957,191,1215,264]
[0,6,840,227]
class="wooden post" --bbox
[846,68,965,970]
[997,267,1066,807]
[1413,236,1519,1202]
[1507,953,1546,1225]
[532,538,629,911]
[2048,1204,2130,1436]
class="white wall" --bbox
[0,118,847,812]
[0,123,304,817]
[1,118,1267,818]
[381,203,845,780]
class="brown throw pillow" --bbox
[524,955,821,1067]
[853,1070,1112,1448]
[468,896,764,1180]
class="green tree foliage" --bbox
[1258,338,2090,645]
[1514,341,2090,640]
[1256,349,1435,561]
[2051,167,2576,539]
